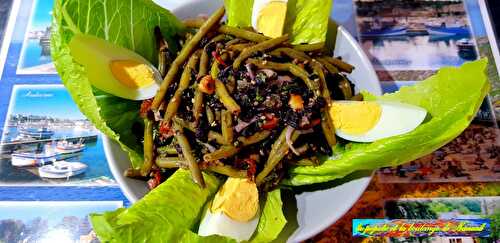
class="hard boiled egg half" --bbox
[252,0,288,38]
[68,34,161,100]
[329,101,427,142]
[198,177,260,242]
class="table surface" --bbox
[0,0,498,242]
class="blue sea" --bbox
[362,35,477,71]
[1,128,115,185]
[19,39,52,69]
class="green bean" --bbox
[246,58,319,94]
[210,61,220,79]
[270,47,312,62]
[199,49,210,77]
[208,131,226,144]
[124,168,145,179]
[155,26,173,77]
[215,79,241,114]
[193,88,204,125]
[209,34,228,44]
[227,43,253,52]
[164,51,200,123]
[206,107,215,125]
[233,35,289,69]
[237,130,271,146]
[317,57,339,74]
[322,56,355,73]
[293,42,325,52]
[321,112,337,148]
[152,7,225,109]
[205,164,246,178]
[140,118,154,177]
[157,145,178,155]
[173,122,205,187]
[183,19,270,43]
[221,110,234,144]
[311,60,331,102]
[256,128,299,185]
[203,145,240,162]
[173,116,196,132]
[225,38,243,46]
[339,75,353,99]
[156,157,187,168]
[350,93,364,101]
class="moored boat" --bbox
[18,127,55,139]
[425,25,470,36]
[360,26,407,37]
[55,139,85,154]
[11,152,57,167]
[38,161,88,179]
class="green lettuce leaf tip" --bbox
[285,59,490,186]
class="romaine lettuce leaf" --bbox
[250,189,287,243]
[90,170,225,243]
[285,59,490,186]
[51,0,185,167]
[224,0,332,44]
[90,170,286,242]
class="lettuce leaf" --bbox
[90,170,286,242]
[250,189,287,243]
[90,170,225,243]
[224,0,332,44]
[51,0,185,167]
[285,59,490,186]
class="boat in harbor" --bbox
[11,152,57,167]
[18,127,55,139]
[360,26,408,37]
[38,161,87,179]
[425,24,470,36]
[55,139,85,154]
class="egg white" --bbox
[334,101,427,142]
[198,208,260,242]
[68,34,160,100]
[251,0,289,33]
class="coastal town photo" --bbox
[16,0,55,74]
[0,85,116,186]
[354,0,478,71]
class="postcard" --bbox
[0,84,116,186]
[353,0,484,80]
[0,0,19,80]
[0,201,122,243]
[16,0,56,75]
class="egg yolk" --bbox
[110,60,155,89]
[257,1,287,38]
[329,101,382,135]
[211,177,259,222]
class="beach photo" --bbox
[0,85,116,186]
[16,0,56,75]
[0,201,122,243]
[384,197,499,242]
[354,0,478,73]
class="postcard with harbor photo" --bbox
[0,201,122,243]
[383,197,499,242]
[353,0,480,80]
[0,84,116,186]
[16,0,56,75]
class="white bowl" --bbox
[104,0,382,242]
